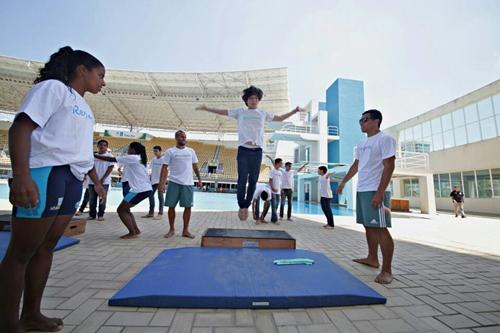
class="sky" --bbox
[1,0,499,128]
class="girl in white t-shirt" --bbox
[318,166,335,229]
[1,47,106,333]
[94,142,152,239]
[196,86,303,221]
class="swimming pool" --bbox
[0,184,352,216]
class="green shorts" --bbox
[164,181,194,208]
[356,191,391,228]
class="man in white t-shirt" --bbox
[159,130,202,239]
[196,86,303,221]
[252,183,272,224]
[142,145,165,220]
[266,155,308,221]
[269,158,284,224]
[88,139,114,221]
[337,109,396,284]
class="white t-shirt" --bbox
[149,156,163,185]
[320,174,333,198]
[119,164,129,183]
[16,80,95,180]
[269,168,283,194]
[228,108,274,148]
[90,152,114,185]
[355,131,397,192]
[163,147,198,186]
[115,155,152,193]
[281,169,295,189]
[253,183,272,201]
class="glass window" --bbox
[464,104,478,123]
[492,93,500,115]
[463,171,477,198]
[440,173,451,197]
[441,113,453,132]
[476,169,492,198]
[422,121,431,137]
[497,115,500,136]
[480,117,497,140]
[454,126,467,146]
[433,174,441,198]
[398,131,405,144]
[404,127,413,141]
[452,109,465,127]
[478,98,494,119]
[450,172,462,188]
[492,168,500,197]
[411,179,420,197]
[431,118,442,134]
[432,133,443,150]
[413,124,422,139]
[443,130,454,148]
[403,179,412,197]
[466,122,481,143]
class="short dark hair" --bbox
[242,86,263,106]
[285,162,292,167]
[175,130,186,138]
[153,145,162,151]
[274,158,283,165]
[362,109,383,128]
[318,166,328,174]
[260,191,268,201]
[97,139,108,146]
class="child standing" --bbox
[0,47,106,333]
[318,166,334,229]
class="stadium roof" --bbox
[0,55,289,132]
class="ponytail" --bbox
[34,46,104,85]
[129,142,148,166]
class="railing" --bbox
[396,150,429,171]
[279,124,339,136]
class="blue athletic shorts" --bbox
[124,190,152,206]
[12,165,83,219]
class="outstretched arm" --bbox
[273,106,303,122]
[297,162,309,173]
[94,154,117,163]
[196,104,228,116]
[265,154,274,164]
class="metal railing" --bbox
[278,124,339,136]
[396,150,429,171]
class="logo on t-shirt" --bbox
[72,105,93,120]
[50,197,64,211]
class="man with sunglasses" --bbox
[336,109,397,284]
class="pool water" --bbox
[0,184,352,216]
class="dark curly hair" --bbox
[242,85,263,106]
[34,46,104,85]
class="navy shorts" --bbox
[124,190,152,206]
[12,165,82,219]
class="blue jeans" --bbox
[148,183,164,215]
[271,193,281,223]
[253,198,270,220]
[236,146,262,209]
[88,184,110,218]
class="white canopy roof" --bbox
[0,55,289,133]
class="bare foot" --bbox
[238,208,245,221]
[260,219,268,224]
[323,224,334,229]
[142,214,154,218]
[353,257,380,268]
[182,232,195,239]
[255,220,262,225]
[75,211,83,216]
[242,208,248,220]
[20,313,63,332]
[120,233,139,239]
[164,230,175,238]
[375,271,393,284]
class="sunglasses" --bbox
[359,117,371,124]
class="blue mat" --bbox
[109,247,386,309]
[0,231,80,261]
